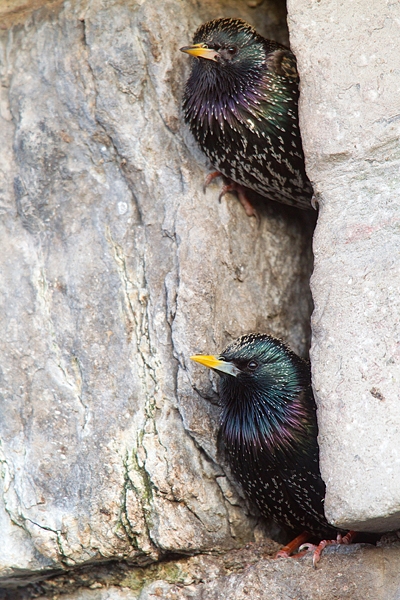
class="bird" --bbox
[190,333,348,563]
[180,18,314,215]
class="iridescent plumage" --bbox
[181,18,313,209]
[191,334,336,537]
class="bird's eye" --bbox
[247,360,258,370]
[227,46,237,55]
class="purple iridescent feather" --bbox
[182,18,313,208]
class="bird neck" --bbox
[183,59,296,142]
[184,60,263,125]
[220,379,316,463]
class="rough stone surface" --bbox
[2,541,400,600]
[0,0,314,587]
[2,0,399,597]
[288,1,400,531]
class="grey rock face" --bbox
[0,0,313,583]
[288,0,400,530]
[3,542,400,600]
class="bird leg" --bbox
[203,171,258,219]
[274,531,310,559]
[299,530,358,568]
[203,171,223,192]
[219,182,258,219]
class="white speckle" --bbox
[356,54,369,67]
[365,89,379,102]
[118,201,128,215]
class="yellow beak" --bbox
[180,44,218,62]
[190,354,239,377]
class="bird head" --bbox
[180,18,266,77]
[191,333,309,398]
[191,334,313,457]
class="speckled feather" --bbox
[182,18,313,209]
[216,334,336,536]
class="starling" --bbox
[190,334,337,541]
[180,18,313,213]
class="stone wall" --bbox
[288,0,400,532]
[0,0,312,587]
[0,0,399,598]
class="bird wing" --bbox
[265,47,299,80]
[279,467,331,534]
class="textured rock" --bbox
[288,0,400,530]
[2,541,400,600]
[0,0,314,585]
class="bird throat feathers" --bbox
[183,50,298,141]
[185,49,264,105]
[220,376,316,464]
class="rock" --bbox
[3,0,399,596]
[2,542,400,599]
[0,0,313,585]
[288,0,400,531]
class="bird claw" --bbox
[204,172,259,221]
[298,542,324,568]
[311,194,319,210]
[203,171,223,193]
[274,531,310,560]
[274,549,291,559]
[233,184,259,221]
[299,530,357,568]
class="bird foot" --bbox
[311,195,319,210]
[274,532,310,559]
[299,530,357,568]
[203,172,258,220]
[203,171,223,193]
[219,182,258,220]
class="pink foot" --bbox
[203,172,258,219]
[299,530,357,568]
[203,171,223,192]
[274,532,310,559]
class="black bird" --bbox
[180,18,313,215]
[191,334,338,550]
